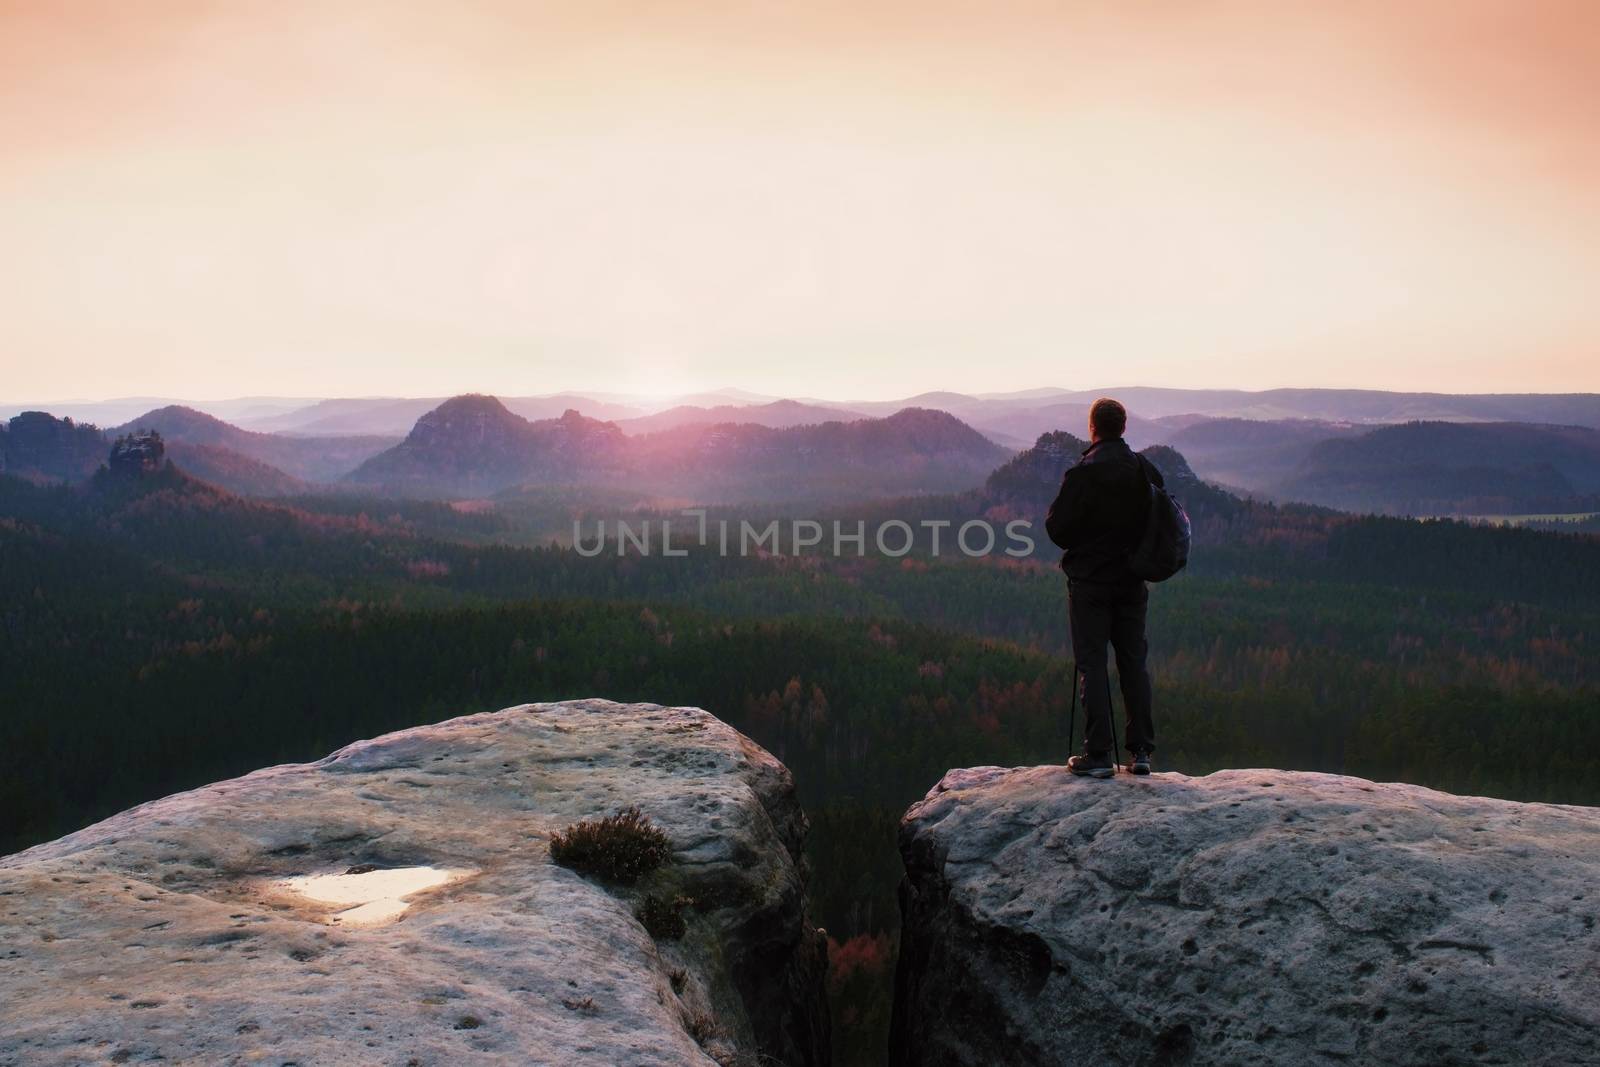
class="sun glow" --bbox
[2,2,1596,400]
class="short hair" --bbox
[1089,397,1127,439]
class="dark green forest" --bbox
[3,467,1598,1063]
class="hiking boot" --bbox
[1128,750,1152,776]
[1068,753,1115,779]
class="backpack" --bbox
[1127,456,1191,582]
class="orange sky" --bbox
[2,0,1597,402]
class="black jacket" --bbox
[1044,437,1162,583]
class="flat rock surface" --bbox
[0,700,828,1066]
[891,766,1600,1066]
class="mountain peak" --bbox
[424,393,517,420]
[110,405,241,447]
[130,404,217,425]
[404,394,528,444]
[875,406,999,442]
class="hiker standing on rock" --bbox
[1045,397,1170,779]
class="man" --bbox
[1044,397,1160,779]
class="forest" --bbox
[3,463,1598,1063]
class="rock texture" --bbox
[0,700,829,1066]
[892,766,1600,1067]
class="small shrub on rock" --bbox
[637,892,693,940]
[549,806,672,884]
[685,1010,718,1045]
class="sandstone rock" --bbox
[107,431,166,478]
[0,700,829,1066]
[892,766,1600,1066]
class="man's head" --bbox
[1088,397,1127,443]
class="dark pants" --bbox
[1068,578,1155,757]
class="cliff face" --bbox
[892,766,1600,1067]
[0,700,829,1066]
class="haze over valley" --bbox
[8,385,1599,519]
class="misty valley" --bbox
[3,386,1599,1063]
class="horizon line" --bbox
[9,383,1600,410]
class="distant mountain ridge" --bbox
[1160,417,1368,491]
[15,391,1600,516]
[633,407,1011,500]
[245,394,649,436]
[1050,387,1600,426]
[0,396,312,428]
[19,387,1600,441]
[795,388,1600,444]
[1275,421,1600,515]
[348,396,1011,500]
[616,399,854,436]
[811,394,1159,449]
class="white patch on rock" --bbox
[0,699,829,1066]
[277,866,472,926]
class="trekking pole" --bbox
[1105,673,1122,770]
[1067,667,1078,758]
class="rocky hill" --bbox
[112,405,398,483]
[0,411,107,483]
[891,765,1600,1066]
[0,700,829,1066]
[106,430,166,478]
[981,429,1091,504]
[347,395,630,495]
[983,431,1242,525]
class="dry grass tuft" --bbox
[549,806,672,885]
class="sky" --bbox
[2,0,1597,403]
